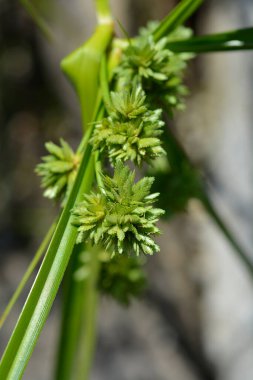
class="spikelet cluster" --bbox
[72,161,164,256]
[115,26,193,114]
[98,252,147,305]
[91,86,165,165]
[36,139,81,203]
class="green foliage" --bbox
[36,139,82,203]
[115,30,192,114]
[72,161,164,256]
[4,1,253,379]
[152,0,203,41]
[98,252,147,305]
[91,86,165,165]
[167,27,253,53]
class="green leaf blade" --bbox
[152,0,203,42]
[0,140,94,379]
[167,27,253,53]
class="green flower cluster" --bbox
[91,86,165,165]
[36,139,81,203]
[115,26,193,114]
[98,253,147,305]
[73,248,147,305]
[72,161,164,256]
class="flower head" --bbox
[91,86,165,165]
[115,26,193,114]
[36,139,81,203]
[72,161,164,256]
[98,253,147,305]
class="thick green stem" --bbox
[54,222,100,380]
[55,244,89,380]
[56,246,100,380]
[61,24,113,132]
[75,247,100,380]
[95,0,113,24]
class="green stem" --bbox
[75,247,100,380]
[61,23,113,132]
[55,245,100,380]
[19,0,54,40]
[100,54,112,108]
[0,221,56,329]
[152,0,203,42]
[201,193,253,278]
[54,244,89,380]
[167,28,253,53]
[95,0,113,24]
[95,152,104,190]
[164,124,253,279]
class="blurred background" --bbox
[0,0,253,379]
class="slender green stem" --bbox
[153,0,203,42]
[0,221,56,330]
[164,124,253,279]
[95,0,113,24]
[201,193,253,278]
[95,152,104,190]
[19,0,54,40]
[100,54,112,108]
[167,28,253,53]
[55,245,101,380]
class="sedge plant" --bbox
[1,0,253,379]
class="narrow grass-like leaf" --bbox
[0,132,94,379]
[161,112,253,279]
[0,222,56,330]
[167,27,253,52]
[19,0,54,41]
[201,193,253,278]
[152,0,203,42]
